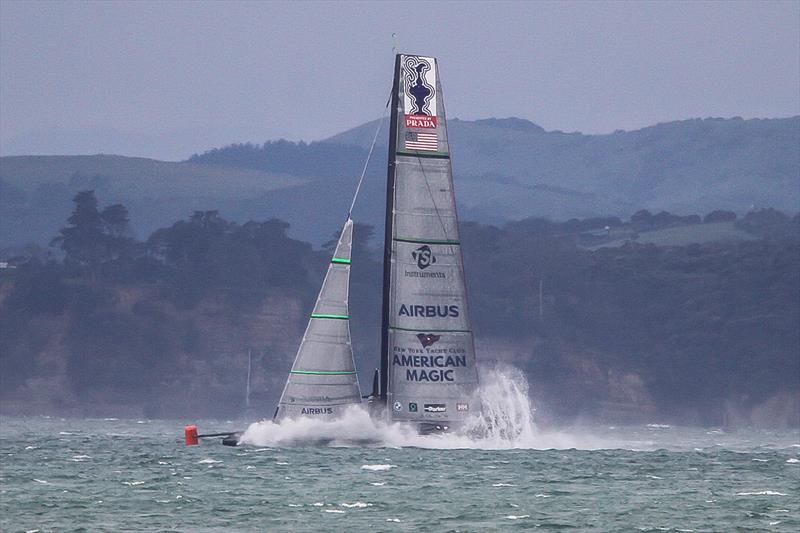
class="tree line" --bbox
[0,191,797,424]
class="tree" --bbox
[52,190,107,272]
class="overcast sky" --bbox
[1,0,798,161]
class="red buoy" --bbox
[184,424,199,445]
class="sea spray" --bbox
[241,365,557,449]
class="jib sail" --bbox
[380,54,480,425]
[275,218,362,420]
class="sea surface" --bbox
[1,414,798,532]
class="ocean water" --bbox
[1,370,798,532]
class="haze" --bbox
[1,0,798,161]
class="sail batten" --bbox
[381,54,481,425]
[274,218,361,421]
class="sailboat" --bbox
[184,53,479,445]
[274,53,480,434]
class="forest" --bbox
[1,191,798,426]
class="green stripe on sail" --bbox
[396,150,450,159]
[389,326,472,333]
[290,370,357,375]
[311,313,349,320]
[394,237,460,245]
[331,257,351,264]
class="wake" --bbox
[240,365,606,449]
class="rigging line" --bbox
[347,94,391,217]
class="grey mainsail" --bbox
[380,54,480,426]
[275,218,362,420]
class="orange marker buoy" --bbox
[184,424,199,445]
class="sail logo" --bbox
[412,245,436,269]
[398,304,459,318]
[417,333,441,347]
[402,55,437,129]
[301,407,334,415]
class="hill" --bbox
[191,115,800,244]
[2,116,798,248]
[0,155,303,246]
[328,116,800,220]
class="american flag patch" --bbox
[404,131,438,151]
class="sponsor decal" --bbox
[457,403,469,412]
[393,401,403,412]
[405,131,438,151]
[417,333,441,348]
[412,245,436,269]
[391,338,468,382]
[402,56,437,129]
[398,304,459,318]
[301,407,334,415]
[424,403,447,413]
[409,402,418,412]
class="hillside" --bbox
[2,195,797,425]
[2,116,798,248]
[0,155,304,246]
[328,116,800,220]
[193,115,800,244]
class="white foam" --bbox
[735,491,787,496]
[240,366,615,450]
[341,501,371,508]
[362,464,396,471]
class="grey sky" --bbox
[1,0,798,161]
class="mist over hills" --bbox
[1,116,798,249]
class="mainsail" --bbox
[275,218,362,420]
[380,54,480,426]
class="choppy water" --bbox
[1,370,798,532]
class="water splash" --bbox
[240,365,606,449]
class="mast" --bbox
[379,55,402,403]
[245,348,252,410]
